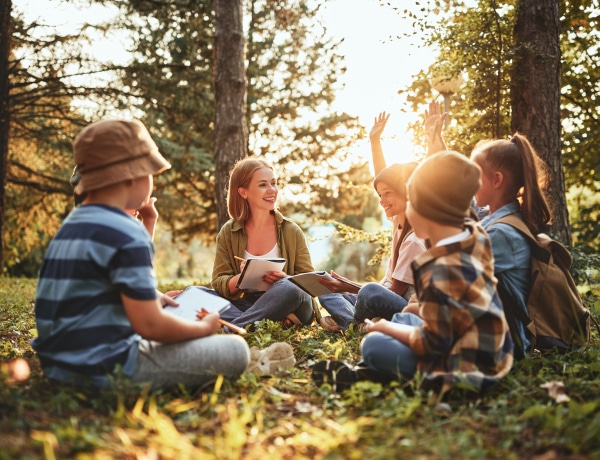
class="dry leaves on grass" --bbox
[540,381,570,403]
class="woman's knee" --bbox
[272,278,307,300]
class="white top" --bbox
[244,243,280,259]
[382,218,427,287]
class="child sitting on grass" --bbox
[312,151,514,394]
[32,119,254,390]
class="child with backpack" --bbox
[471,134,590,357]
[312,151,514,393]
[470,134,550,357]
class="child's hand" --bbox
[424,100,448,155]
[137,197,159,222]
[158,290,182,307]
[369,111,390,141]
[196,311,221,334]
[364,318,387,333]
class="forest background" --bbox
[2,1,600,459]
[1,0,599,284]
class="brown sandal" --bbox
[319,315,342,332]
[280,313,302,329]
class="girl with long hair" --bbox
[471,133,551,357]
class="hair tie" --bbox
[510,135,518,144]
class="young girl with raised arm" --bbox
[317,112,426,331]
[211,157,315,329]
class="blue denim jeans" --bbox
[354,282,408,323]
[218,278,314,327]
[360,312,423,380]
[317,293,357,330]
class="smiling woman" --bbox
[209,157,318,330]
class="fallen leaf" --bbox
[540,381,570,403]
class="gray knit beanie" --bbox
[406,151,481,228]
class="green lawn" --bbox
[1,277,599,459]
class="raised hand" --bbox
[369,111,390,175]
[369,111,391,141]
[424,100,448,156]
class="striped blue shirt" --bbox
[32,204,158,387]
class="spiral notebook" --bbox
[235,257,286,291]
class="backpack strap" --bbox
[492,213,536,244]
[492,214,551,264]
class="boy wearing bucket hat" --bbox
[32,119,250,390]
[313,151,514,393]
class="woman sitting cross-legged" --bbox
[211,157,315,330]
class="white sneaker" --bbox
[246,342,295,375]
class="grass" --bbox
[1,277,600,459]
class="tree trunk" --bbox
[214,0,247,231]
[0,0,11,271]
[511,0,571,245]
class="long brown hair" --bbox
[226,157,275,222]
[472,132,551,234]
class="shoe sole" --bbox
[264,343,295,373]
[311,360,356,392]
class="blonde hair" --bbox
[227,157,275,222]
[472,132,551,234]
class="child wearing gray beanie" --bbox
[406,150,482,228]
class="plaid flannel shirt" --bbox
[409,220,514,391]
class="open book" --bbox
[287,271,362,297]
[235,257,286,291]
[164,286,231,322]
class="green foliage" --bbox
[5,0,376,275]
[3,276,600,459]
[107,0,219,242]
[324,219,392,269]
[103,0,368,240]
[5,5,140,275]
[570,245,600,294]
[403,1,516,151]
[399,0,600,251]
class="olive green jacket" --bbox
[211,210,314,299]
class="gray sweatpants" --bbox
[131,334,250,391]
